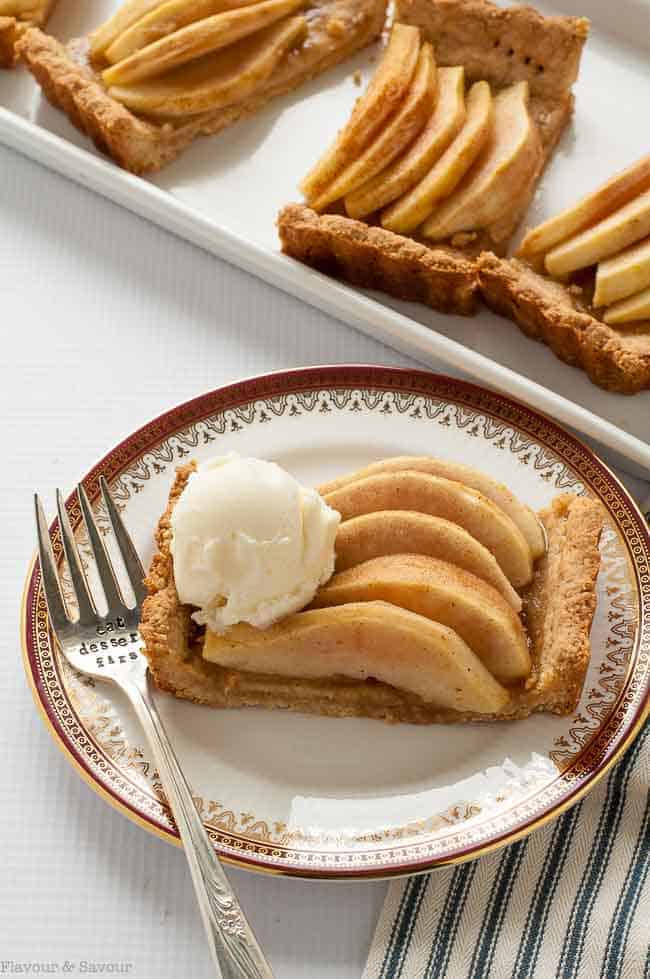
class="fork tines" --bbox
[35,478,146,627]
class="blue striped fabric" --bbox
[364,721,649,979]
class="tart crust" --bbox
[277,203,479,315]
[141,462,604,724]
[16,0,388,173]
[478,253,650,394]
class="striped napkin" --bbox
[363,720,648,979]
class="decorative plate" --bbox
[21,366,649,879]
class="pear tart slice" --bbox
[16,0,388,173]
[141,459,603,725]
[479,155,650,393]
[0,0,55,67]
[278,0,587,316]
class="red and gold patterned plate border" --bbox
[20,366,650,879]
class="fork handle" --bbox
[126,674,275,979]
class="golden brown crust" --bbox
[521,493,603,714]
[0,0,54,68]
[478,252,650,393]
[277,203,479,315]
[141,463,604,723]
[0,16,18,67]
[17,0,388,173]
[395,0,588,100]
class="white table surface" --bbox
[2,144,647,979]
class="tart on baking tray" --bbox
[16,0,388,171]
[278,1,650,393]
[11,0,647,393]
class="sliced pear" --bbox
[203,601,510,713]
[309,43,436,212]
[299,23,421,205]
[323,472,533,587]
[312,555,530,683]
[381,80,492,235]
[334,511,522,611]
[344,67,465,220]
[594,236,650,307]
[603,286,650,325]
[320,456,545,559]
[104,0,259,65]
[545,190,650,279]
[421,81,541,243]
[518,155,650,260]
[102,0,304,86]
[90,0,163,61]
[110,16,306,117]
[344,67,465,218]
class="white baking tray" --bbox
[2,0,649,468]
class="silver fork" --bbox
[35,477,274,979]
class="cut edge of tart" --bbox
[477,252,650,395]
[477,155,650,394]
[140,461,604,725]
[16,0,388,173]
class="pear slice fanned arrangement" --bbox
[518,155,650,325]
[89,0,308,117]
[204,456,547,716]
[300,23,542,244]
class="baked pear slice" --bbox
[518,154,650,261]
[603,286,650,325]
[594,236,650,307]
[421,81,542,243]
[110,16,306,117]
[309,43,436,212]
[90,0,163,60]
[312,555,530,683]
[104,0,260,64]
[545,190,650,279]
[102,0,304,86]
[320,455,545,558]
[323,472,533,587]
[203,601,511,713]
[381,80,492,235]
[300,23,421,204]
[344,65,465,220]
[335,510,522,611]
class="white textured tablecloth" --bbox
[1,145,647,979]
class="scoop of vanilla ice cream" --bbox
[170,454,341,632]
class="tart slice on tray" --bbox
[16,0,388,172]
[278,0,589,316]
[141,453,604,725]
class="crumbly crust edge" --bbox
[140,463,604,724]
[277,203,479,315]
[478,253,650,394]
